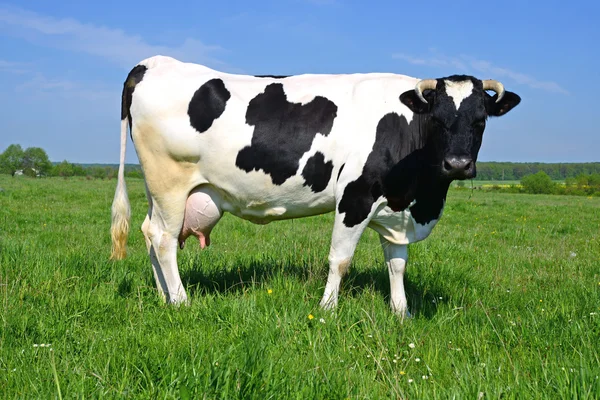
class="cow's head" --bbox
[400,76,520,180]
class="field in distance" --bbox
[1,175,599,398]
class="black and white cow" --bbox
[111,55,520,317]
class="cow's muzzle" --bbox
[442,156,475,179]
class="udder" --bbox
[178,186,223,249]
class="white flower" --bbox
[319,318,326,324]
[415,358,421,362]
[570,252,577,257]
[422,375,429,380]
[408,343,416,349]
[408,379,414,383]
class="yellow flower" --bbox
[308,314,314,320]
[267,289,273,294]
[400,371,406,375]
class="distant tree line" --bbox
[475,162,600,181]
[0,144,142,179]
[474,171,600,196]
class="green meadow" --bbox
[1,175,599,398]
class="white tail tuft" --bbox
[110,119,131,260]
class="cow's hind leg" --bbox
[379,236,410,319]
[145,192,189,304]
[141,199,167,301]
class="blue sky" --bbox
[0,0,598,164]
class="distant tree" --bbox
[72,164,86,176]
[104,167,116,179]
[52,160,75,177]
[125,169,143,179]
[588,173,600,189]
[0,144,25,176]
[23,147,52,177]
[521,171,556,194]
[91,166,106,179]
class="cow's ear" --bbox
[400,90,433,114]
[485,91,521,117]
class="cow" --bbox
[110,55,520,317]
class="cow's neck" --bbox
[382,130,451,223]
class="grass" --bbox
[1,175,599,398]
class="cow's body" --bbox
[111,55,520,316]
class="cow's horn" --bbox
[482,80,505,103]
[415,79,438,104]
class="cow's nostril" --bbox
[443,160,453,171]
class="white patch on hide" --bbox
[444,80,473,110]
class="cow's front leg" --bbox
[320,213,373,311]
[380,236,410,319]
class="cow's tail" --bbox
[110,117,131,260]
[111,64,147,260]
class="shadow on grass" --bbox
[169,256,450,319]
[344,268,451,319]
[182,259,312,297]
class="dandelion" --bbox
[415,358,421,362]
[308,314,314,320]
[267,289,273,294]
[400,371,406,375]
[408,343,415,349]
[540,299,543,302]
